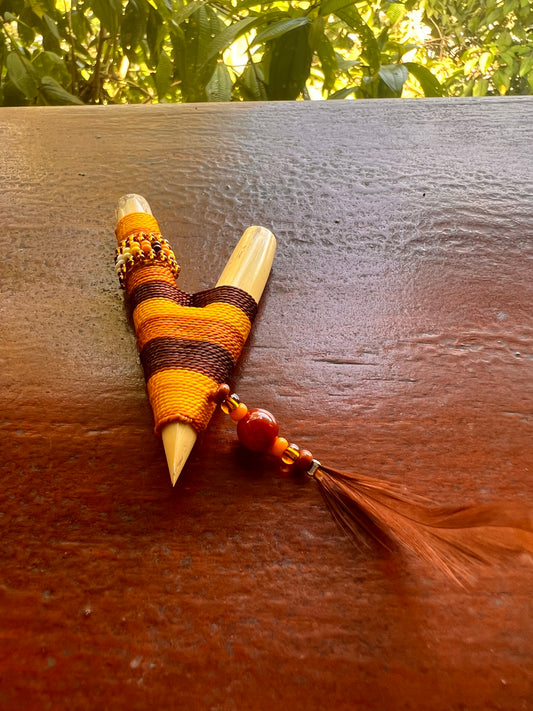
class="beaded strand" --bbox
[213,384,322,479]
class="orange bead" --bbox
[230,403,248,422]
[237,408,279,453]
[140,240,151,254]
[269,436,289,458]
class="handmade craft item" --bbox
[115,193,276,483]
[114,194,533,583]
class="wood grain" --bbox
[0,98,532,710]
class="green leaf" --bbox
[328,85,358,99]
[500,50,517,67]
[254,17,310,46]
[239,61,267,100]
[308,16,324,52]
[121,0,147,53]
[0,80,28,106]
[317,33,338,94]
[32,50,69,83]
[170,25,186,80]
[41,14,60,42]
[154,49,173,99]
[502,0,516,16]
[200,16,257,69]
[39,76,83,104]
[464,56,478,74]
[205,61,233,101]
[27,0,48,19]
[234,0,274,10]
[479,51,494,73]
[179,4,222,101]
[376,27,388,51]
[472,77,488,96]
[154,0,173,15]
[492,68,511,94]
[333,5,380,72]
[403,62,443,97]
[17,12,37,45]
[6,52,38,100]
[320,0,356,17]
[387,3,406,26]
[146,4,163,66]
[519,53,533,78]
[265,23,312,100]
[378,64,408,94]
[70,5,92,45]
[336,53,360,72]
[91,0,122,34]
[172,0,207,27]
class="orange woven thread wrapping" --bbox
[115,214,257,434]
[147,369,220,433]
[134,291,255,433]
[115,212,161,243]
[126,263,176,293]
[133,300,252,355]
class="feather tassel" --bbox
[314,464,533,584]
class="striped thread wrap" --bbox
[116,213,258,434]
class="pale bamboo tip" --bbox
[116,193,153,222]
[162,422,198,485]
[216,225,276,303]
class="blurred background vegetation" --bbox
[0,0,531,105]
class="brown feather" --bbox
[315,465,533,584]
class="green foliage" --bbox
[421,0,533,96]
[0,0,531,105]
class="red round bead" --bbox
[237,408,279,453]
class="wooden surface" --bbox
[0,98,532,710]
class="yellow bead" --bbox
[281,444,300,465]
[221,394,240,415]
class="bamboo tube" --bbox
[116,195,276,485]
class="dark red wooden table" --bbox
[1,98,532,710]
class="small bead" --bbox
[269,436,290,458]
[293,449,314,473]
[281,444,300,465]
[152,241,162,252]
[130,243,141,255]
[237,408,279,453]
[220,394,240,414]
[213,384,231,404]
[230,403,248,422]
[140,240,151,254]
